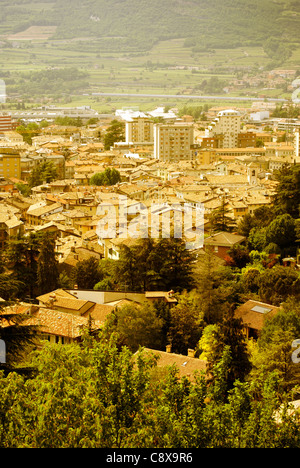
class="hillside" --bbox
[1,0,300,51]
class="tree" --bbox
[89,167,121,186]
[240,268,261,295]
[238,206,275,239]
[225,245,251,269]
[37,233,59,295]
[206,306,252,393]
[265,214,296,255]
[104,303,164,352]
[195,250,229,324]
[103,120,125,150]
[167,291,203,355]
[74,257,103,289]
[248,227,267,252]
[0,306,39,371]
[28,161,57,188]
[117,238,195,293]
[0,334,299,448]
[209,199,235,232]
[272,164,300,219]
[252,300,300,394]
[0,272,23,302]
[152,238,195,292]
[4,233,40,299]
[16,122,40,145]
[258,266,300,306]
[117,243,140,291]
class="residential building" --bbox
[154,123,194,162]
[0,147,21,179]
[0,115,12,132]
[206,109,242,148]
[204,231,246,260]
[25,201,63,226]
[125,116,154,144]
[3,302,103,345]
[140,347,207,382]
[234,300,280,339]
[0,211,24,249]
[237,132,257,148]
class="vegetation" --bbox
[27,160,57,189]
[2,232,59,300]
[0,332,299,448]
[89,168,121,186]
[1,0,299,52]
[103,120,125,151]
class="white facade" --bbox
[206,109,241,148]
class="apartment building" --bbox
[125,116,154,144]
[154,123,194,162]
[0,115,12,132]
[206,109,242,148]
[0,147,21,179]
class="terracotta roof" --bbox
[204,231,246,247]
[82,303,114,323]
[142,348,207,382]
[3,303,102,338]
[234,300,280,331]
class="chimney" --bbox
[187,349,195,358]
[166,344,172,353]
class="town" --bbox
[1,94,300,448]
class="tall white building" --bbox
[206,109,241,148]
[294,130,300,163]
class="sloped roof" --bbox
[2,303,102,338]
[234,300,280,331]
[142,348,207,382]
[204,231,246,247]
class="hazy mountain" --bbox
[1,0,300,51]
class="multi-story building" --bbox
[0,115,12,132]
[206,109,242,148]
[237,132,257,148]
[125,116,154,144]
[0,147,21,179]
[154,123,194,162]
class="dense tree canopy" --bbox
[0,333,299,448]
[89,167,121,186]
[273,165,300,219]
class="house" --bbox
[204,231,246,259]
[25,201,63,226]
[145,291,178,307]
[0,210,24,248]
[2,302,103,345]
[234,299,280,339]
[140,347,207,382]
[36,289,96,316]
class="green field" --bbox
[0,33,298,112]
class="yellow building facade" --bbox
[0,148,21,179]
